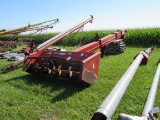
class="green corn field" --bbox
[1,28,160,47]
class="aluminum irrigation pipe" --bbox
[91,48,153,120]
[118,58,160,120]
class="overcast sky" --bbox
[0,0,160,32]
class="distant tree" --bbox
[0,29,6,32]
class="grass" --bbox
[0,46,160,120]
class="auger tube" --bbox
[141,58,160,117]
[118,57,160,120]
[0,19,59,35]
[35,15,93,51]
[91,48,152,120]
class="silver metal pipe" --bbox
[118,58,160,120]
[91,48,152,120]
[142,58,160,116]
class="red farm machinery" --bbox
[0,18,59,73]
[0,18,59,52]
[22,15,127,84]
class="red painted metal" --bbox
[34,16,93,52]
[23,28,127,84]
[73,30,126,58]
[24,16,93,55]
[134,51,149,65]
[73,30,126,53]
[1,59,24,73]
[24,50,101,84]
[23,16,95,80]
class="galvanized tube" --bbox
[91,48,152,120]
[118,58,159,120]
[142,58,160,117]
